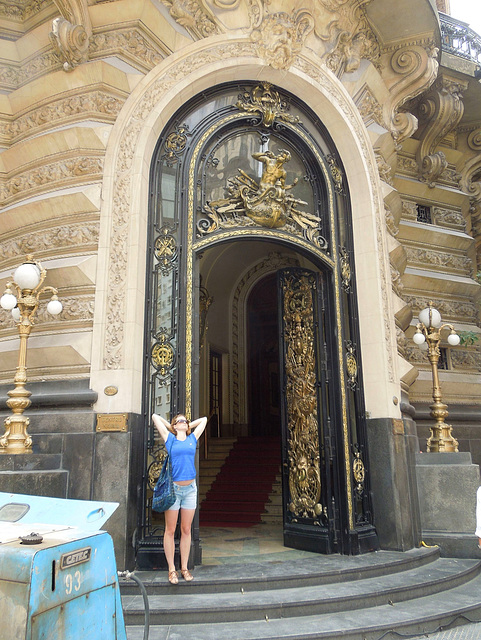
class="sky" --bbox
[449,0,481,35]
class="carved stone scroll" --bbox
[383,43,439,148]
[416,74,468,187]
[50,0,92,71]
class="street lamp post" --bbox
[413,301,460,452]
[0,256,62,454]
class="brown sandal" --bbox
[168,570,178,584]
[181,568,193,581]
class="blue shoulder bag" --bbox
[152,454,176,512]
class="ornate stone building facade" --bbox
[0,0,480,568]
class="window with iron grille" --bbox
[417,205,432,224]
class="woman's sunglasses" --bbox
[176,419,187,424]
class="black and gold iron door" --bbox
[278,267,337,554]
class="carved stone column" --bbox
[416,74,468,187]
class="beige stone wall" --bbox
[0,0,479,422]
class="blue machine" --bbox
[0,492,127,640]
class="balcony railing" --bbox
[440,13,481,65]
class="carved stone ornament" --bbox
[383,42,439,148]
[416,75,468,187]
[50,0,92,71]
[316,0,381,76]
[460,131,481,255]
[0,222,99,266]
[250,10,314,70]
[2,91,125,145]
[161,0,219,39]
[385,204,399,238]
[0,0,52,21]
[0,156,103,207]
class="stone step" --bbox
[121,549,481,639]
[121,547,438,596]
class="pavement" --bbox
[126,524,481,639]
[200,525,481,639]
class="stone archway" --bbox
[91,35,396,424]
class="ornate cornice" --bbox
[397,153,460,188]
[416,74,468,188]
[405,246,473,276]
[403,294,478,323]
[0,0,52,22]
[0,90,125,145]
[0,221,99,270]
[0,294,95,331]
[0,156,103,207]
[0,26,166,91]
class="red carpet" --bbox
[200,436,281,527]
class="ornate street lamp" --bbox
[0,256,62,454]
[413,301,460,453]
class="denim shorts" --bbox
[169,480,197,511]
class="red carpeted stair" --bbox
[200,436,281,527]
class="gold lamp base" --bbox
[426,401,459,453]
[0,388,33,454]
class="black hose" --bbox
[118,570,150,640]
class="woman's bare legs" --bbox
[164,508,179,573]
[180,508,195,571]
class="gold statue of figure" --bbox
[202,148,320,232]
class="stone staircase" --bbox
[121,547,481,640]
[199,436,281,527]
[198,437,237,504]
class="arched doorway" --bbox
[137,81,378,568]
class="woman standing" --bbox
[152,412,207,584]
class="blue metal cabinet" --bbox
[0,493,127,640]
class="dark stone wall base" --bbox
[0,469,68,497]
[415,452,480,559]
[366,417,422,551]
[419,532,480,559]
[0,380,144,572]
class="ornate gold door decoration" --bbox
[151,332,175,376]
[236,82,300,128]
[280,270,323,520]
[353,451,366,497]
[345,340,358,390]
[199,147,327,248]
